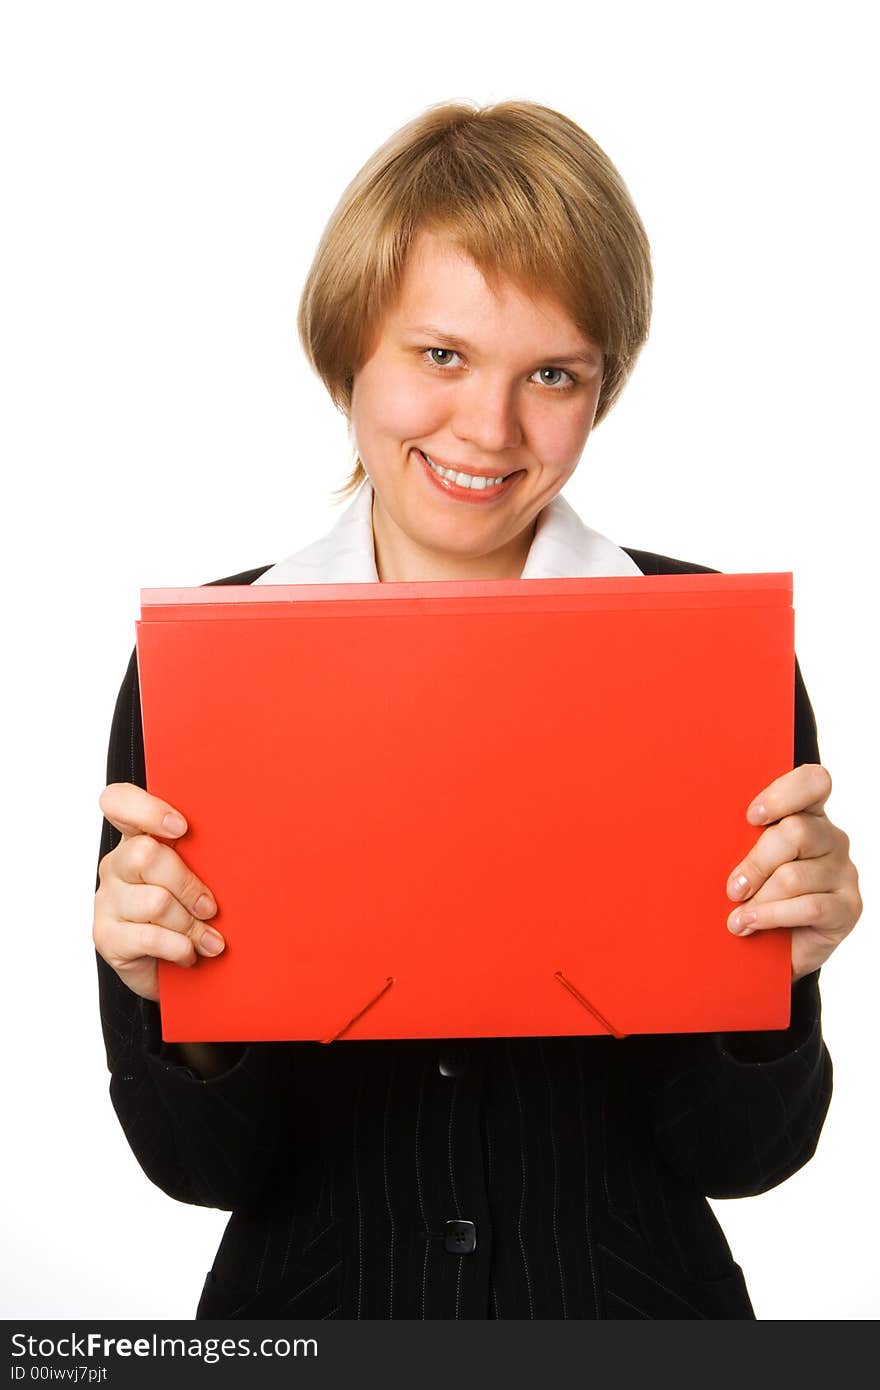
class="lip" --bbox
[414,448,524,503]
[418,449,517,481]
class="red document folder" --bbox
[135,573,795,1043]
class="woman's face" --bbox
[349,229,605,582]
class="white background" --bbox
[2,0,876,1320]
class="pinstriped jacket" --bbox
[95,546,833,1320]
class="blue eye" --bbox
[534,366,575,389]
[421,348,576,391]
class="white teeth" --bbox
[422,452,507,489]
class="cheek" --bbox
[363,367,446,442]
[530,403,595,466]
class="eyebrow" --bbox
[406,324,603,367]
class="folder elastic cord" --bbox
[319,972,625,1043]
[553,970,627,1039]
[320,977,397,1043]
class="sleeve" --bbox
[95,646,294,1211]
[641,655,834,1199]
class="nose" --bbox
[450,376,523,457]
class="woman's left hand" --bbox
[726,764,863,982]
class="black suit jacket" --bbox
[95,547,832,1320]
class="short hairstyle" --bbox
[297,99,653,501]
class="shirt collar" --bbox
[253,479,643,585]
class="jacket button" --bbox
[444,1219,477,1254]
[438,1048,469,1077]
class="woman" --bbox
[93,99,862,1319]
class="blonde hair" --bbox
[296,99,653,502]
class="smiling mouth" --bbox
[415,449,523,491]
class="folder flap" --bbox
[140,573,792,623]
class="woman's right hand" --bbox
[93,782,225,1002]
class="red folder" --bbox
[135,573,795,1043]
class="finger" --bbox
[112,834,221,940]
[117,881,226,958]
[96,915,199,972]
[726,813,837,901]
[727,889,847,938]
[746,763,832,826]
[727,854,839,931]
[99,782,189,842]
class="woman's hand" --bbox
[94,782,225,1001]
[725,764,862,982]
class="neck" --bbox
[371,491,536,582]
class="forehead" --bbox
[389,230,588,345]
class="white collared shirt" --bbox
[253,480,643,585]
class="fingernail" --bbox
[163,812,187,835]
[194,893,217,918]
[729,910,757,933]
[199,929,225,956]
[728,874,750,900]
[746,803,767,825]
